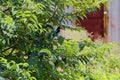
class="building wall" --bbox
[64,1,120,43]
[108,0,120,43]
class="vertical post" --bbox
[103,4,108,42]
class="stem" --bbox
[46,0,59,23]
[8,48,15,56]
[0,45,16,53]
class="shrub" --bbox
[0,0,117,80]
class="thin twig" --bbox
[8,48,15,56]
[46,0,59,23]
[0,45,16,53]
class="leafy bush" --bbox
[1,0,119,80]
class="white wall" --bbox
[63,6,74,27]
[108,0,120,43]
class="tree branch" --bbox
[8,48,15,56]
[45,0,59,23]
[0,45,16,53]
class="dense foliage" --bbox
[1,0,119,80]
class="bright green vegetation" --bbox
[1,0,120,80]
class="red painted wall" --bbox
[76,6,104,40]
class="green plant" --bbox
[0,0,112,80]
[0,57,36,80]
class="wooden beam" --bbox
[103,4,108,42]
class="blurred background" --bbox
[63,0,120,43]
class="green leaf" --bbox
[39,49,52,56]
